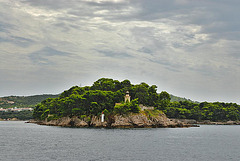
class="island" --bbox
[30,78,198,128]
[30,93,195,128]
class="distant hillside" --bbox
[0,94,59,108]
[170,94,198,103]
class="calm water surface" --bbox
[0,121,240,161]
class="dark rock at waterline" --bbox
[197,120,240,125]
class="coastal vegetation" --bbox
[0,95,58,120]
[0,110,33,120]
[33,78,169,121]
[165,101,240,121]
[33,78,240,122]
[0,94,59,108]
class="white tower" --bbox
[124,91,131,103]
[101,112,104,122]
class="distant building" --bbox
[7,101,15,104]
[115,91,131,106]
[0,107,33,112]
[0,108,7,112]
[115,91,154,111]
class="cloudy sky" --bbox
[0,0,239,103]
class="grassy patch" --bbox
[142,109,163,119]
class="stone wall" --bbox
[139,104,154,111]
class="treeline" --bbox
[33,78,170,120]
[164,101,240,121]
[33,78,240,122]
[0,111,33,120]
[0,94,59,108]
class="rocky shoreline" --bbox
[27,113,198,128]
[0,118,19,121]
[166,119,240,125]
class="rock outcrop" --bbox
[29,112,197,128]
[111,113,171,128]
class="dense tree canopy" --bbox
[164,101,240,121]
[33,78,167,120]
[33,78,240,122]
[0,111,33,120]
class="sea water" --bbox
[0,121,240,161]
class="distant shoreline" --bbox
[26,113,199,128]
[170,119,240,125]
[0,118,23,121]
[2,118,239,126]
[197,121,240,125]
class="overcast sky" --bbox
[0,0,239,103]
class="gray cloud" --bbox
[29,47,72,65]
[0,23,14,33]
[96,49,133,58]
[0,0,239,103]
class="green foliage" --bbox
[157,91,171,110]
[47,115,59,121]
[0,94,59,108]
[113,99,140,114]
[114,103,131,115]
[33,78,159,120]
[102,109,110,115]
[32,78,240,122]
[0,111,33,120]
[143,109,163,118]
[91,78,122,91]
[163,101,240,121]
[130,98,141,113]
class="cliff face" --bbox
[110,113,195,128]
[30,112,195,128]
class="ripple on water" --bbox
[1,122,240,161]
